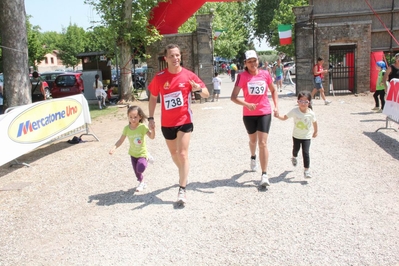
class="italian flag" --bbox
[214,30,224,40]
[278,24,292,45]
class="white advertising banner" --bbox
[0,94,91,166]
[383,78,399,122]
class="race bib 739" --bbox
[248,81,267,95]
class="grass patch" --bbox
[89,104,120,119]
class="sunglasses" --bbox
[298,100,310,104]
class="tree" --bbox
[254,0,282,43]
[58,24,87,70]
[40,31,63,51]
[0,0,31,107]
[85,0,162,101]
[179,1,256,60]
[26,18,48,70]
[269,0,307,56]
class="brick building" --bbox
[294,0,399,94]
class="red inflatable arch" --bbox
[149,0,238,35]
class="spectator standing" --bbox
[31,71,46,102]
[230,62,238,82]
[148,43,209,204]
[230,50,279,187]
[93,74,106,109]
[383,53,399,87]
[212,72,222,102]
[0,80,4,114]
[274,59,284,92]
[372,61,387,113]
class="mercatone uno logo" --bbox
[8,99,82,143]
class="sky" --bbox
[25,0,272,50]
[25,0,100,32]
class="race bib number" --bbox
[164,91,184,110]
[248,81,266,95]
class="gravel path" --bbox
[1,74,398,265]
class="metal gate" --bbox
[329,45,356,94]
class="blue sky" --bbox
[24,0,271,50]
[25,0,100,32]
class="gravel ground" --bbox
[1,73,398,265]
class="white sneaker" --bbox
[147,154,155,164]
[177,188,187,204]
[325,100,332,105]
[136,182,147,192]
[371,107,380,111]
[250,158,257,171]
[260,174,270,187]
[304,170,312,179]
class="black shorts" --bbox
[161,123,194,140]
[243,114,272,134]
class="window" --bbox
[51,57,54,64]
[45,57,48,64]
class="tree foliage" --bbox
[179,1,256,61]
[58,24,87,70]
[268,0,307,56]
[26,18,48,69]
[254,0,281,43]
[84,0,163,100]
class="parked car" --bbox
[40,71,66,90]
[283,61,295,75]
[51,72,84,98]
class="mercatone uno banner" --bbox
[0,94,91,166]
[383,78,399,122]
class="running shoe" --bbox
[304,170,312,179]
[260,174,270,187]
[325,100,332,105]
[250,158,257,172]
[371,107,380,111]
[377,109,383,113]
[177,188,187,204]
[147,154,155,164]
[291,157,297,167]
[136,182,147,192]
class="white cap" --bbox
[245,50,257,60]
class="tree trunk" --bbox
[0,0,31,108]
[119,0,134,101]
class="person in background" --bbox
[93,74,106,109]
[148,43,209,205]
[212,72,222,102]
[274,91,318,179]
[106,84,119,105]
[372,61,387,113]
[311,57,332,105]
[273,59,284,92]
[109,105,155,192]
[31,71,46,102]
[383,53,399,88]
[0,80,4,114]
[231,50,279,188]
[230,61,238,82]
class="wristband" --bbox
[148,117,154,121]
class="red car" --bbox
[51,72,84,98]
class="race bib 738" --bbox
[164,91,184,110]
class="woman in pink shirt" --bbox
[231,50,279,188]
